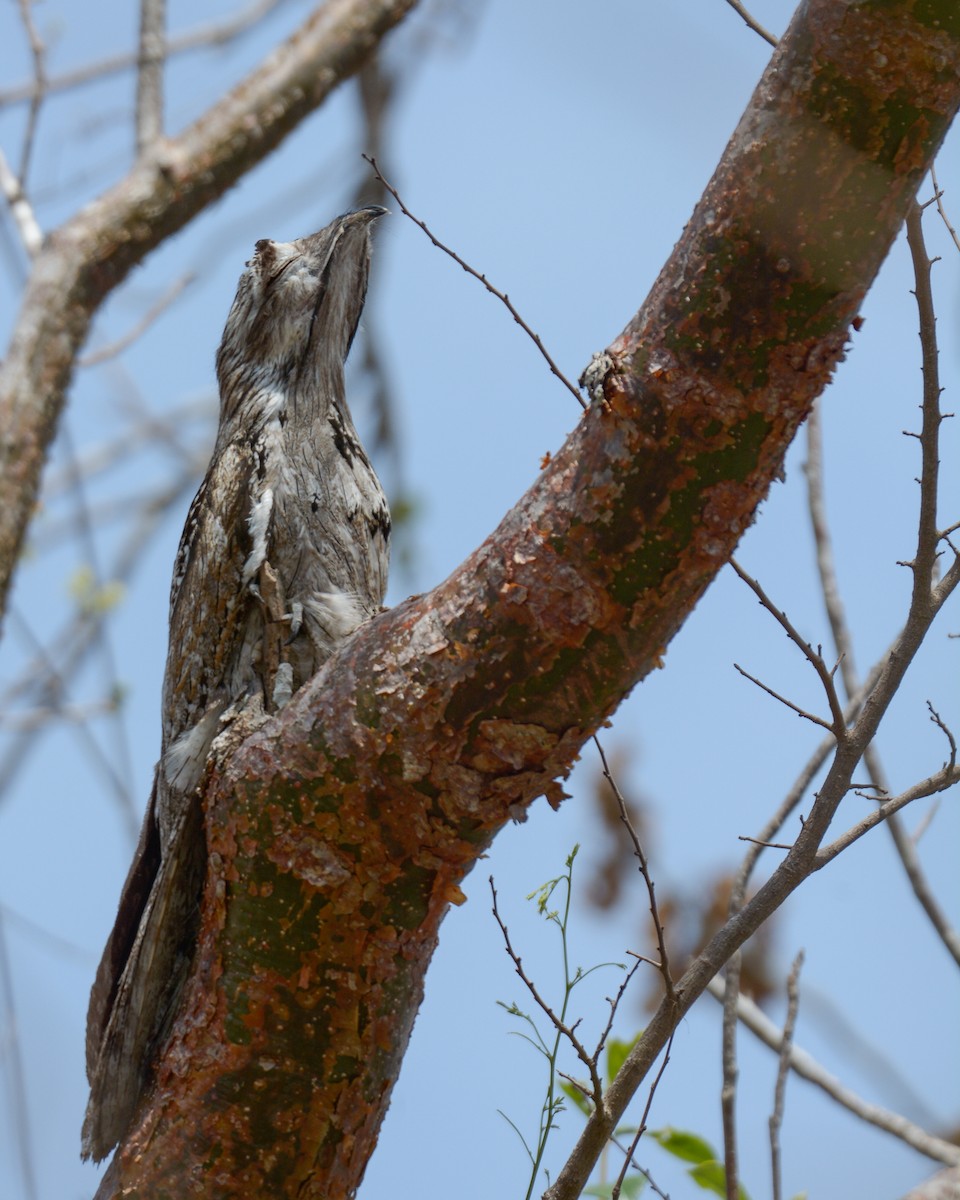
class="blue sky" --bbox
[0,2,958,1198]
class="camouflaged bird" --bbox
[82,207,390,1161]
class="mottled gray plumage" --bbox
[82,208,390,1161]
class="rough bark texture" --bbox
[91,2,960,1196]
[0,0,418,627]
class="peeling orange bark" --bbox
[97,2,960,1197]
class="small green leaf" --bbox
[606,1033,642,1081]
[688,1161,749,1200]
[650,1127,717,1164]
[584,1176,647,1198]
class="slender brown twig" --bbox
[592,736,674,999]
[730,558,847,734]
[803,205,960,969]
[722,0,778,47]
[611,1033,675,1200]
[363,154,587,409]
[732,662,834,731]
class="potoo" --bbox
[82,207,390,1161]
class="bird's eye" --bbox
[268,255,300,286]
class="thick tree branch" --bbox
[0,0,419,626]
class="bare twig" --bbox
[706,976,960,1167]
[738,835,793,851]
[0,903,92,963]
[730,558,847,734]
[607,1131,670,1200]
[0,696,121,732]
[0,146,42,257]
[136,0,167,152]
[927,702,958,766]
[722,0,778,47]
[930,165,960,253]
[592,958,642,1083]
[816,756,960,866]
[721,946,742,1200]
[80,272,196,366]
[612,1033,674,1200]
[363,154,587,409]
[905,201,945,598]
[804,206,960,969]
[0,0,291,106]
[4,606,139,837]
[732,661,833,731]
[592,736,674,999]
[16,0,46,184]
[804,402,859,699]
[770,952,804,1200]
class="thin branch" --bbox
[79,271,196,366]
[722,0,778,47]
[738,835,793,851]
[363,154,587,409]
[136,0,167,152]
[805,208,960,970]
[0,0,291,106]
[905,201,944,598]
[721,947,742,1200]
[732,661,833,730]
[607,1131,670,1200]
[730,558,847,734]
[592,736,674,999]
[612,1033,674,1200]
[929,164,960,254]
[594,957,643,1067]
[816,758,960,867]
[15,0,46,184]
[0,903,92,963]
[0,696,121,732]
[804,401,860,700]
[0,146,42,257]
[705,976,960,1168]
[4,606,139,837]
[770,952,804,1200]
